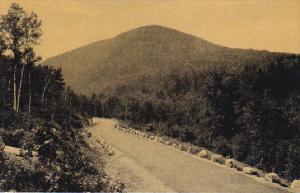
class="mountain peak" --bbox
[115,24,214,47]
[43,25,278,95]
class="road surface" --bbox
[90,118,287,193]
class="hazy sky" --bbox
[1,0,300,59]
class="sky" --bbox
[0,0,300,60]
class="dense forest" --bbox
[0,3,114,191]
[88,53,300,181]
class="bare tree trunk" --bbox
[16,63,26,112]
[28,72,31,114]
[124,102,128,121]
[41,76,51,106]
[13,64,17,111]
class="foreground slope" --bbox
[89,118,287,193]
[43,25,295,95]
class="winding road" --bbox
[90,118,287,193]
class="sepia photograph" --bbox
[0,0,299,192]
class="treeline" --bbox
[0,3,111,191]
[88,54,300,181]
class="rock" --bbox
[164,141,172,145]
[187,146,199,155]
[158,137,165,144]
[291,180,300,191]
[178,144,187,151]
[278,178,290,187]
[149,136,155,140]
[243,167,258,175]
[225,159,237,168]
[198,150,208,158]
[211,154,225,164]
[256,169,265,177]
[4,146,20,156]
[172,144,178,148]
[234,161,247,171]
[108,149,115,156]
[265,172,280,182]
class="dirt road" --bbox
[90,118,287,193]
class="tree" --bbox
[0,3,42,112]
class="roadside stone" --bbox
[278,178,290,187]
[198,150,208,158]
[158,137,165,144]
[291,180,300,191]
[164,141,172,145]
[225,159,237,168]
[187,146,199,155]
[172,143,178,148]
[243,167,258,175]
[108,149,115,156]
[211,154,225,164]
[178,144,187,151]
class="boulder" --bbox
[211,154,225,164]
[187,146,199,155]
[225,159,238,168]
[149,136,155,140]
[291,180,300,191]
[178,144,187,151]
[278,178,290,187]
[234,161,248,171]
[243,167,259,175]
[198,150,208,158]
[164,141,172,145]
[265,173,279,182]
[108,149,115,156]
[172,144,178,148]
[225,159,237,168]
[4,146,21,156]
[158,137,165,144]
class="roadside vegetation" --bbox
[0,3,113,191]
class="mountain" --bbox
[43,25,297,95]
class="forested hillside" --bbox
[0,3,116,191]
[44,25,294,95]
[46,26,300,181]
